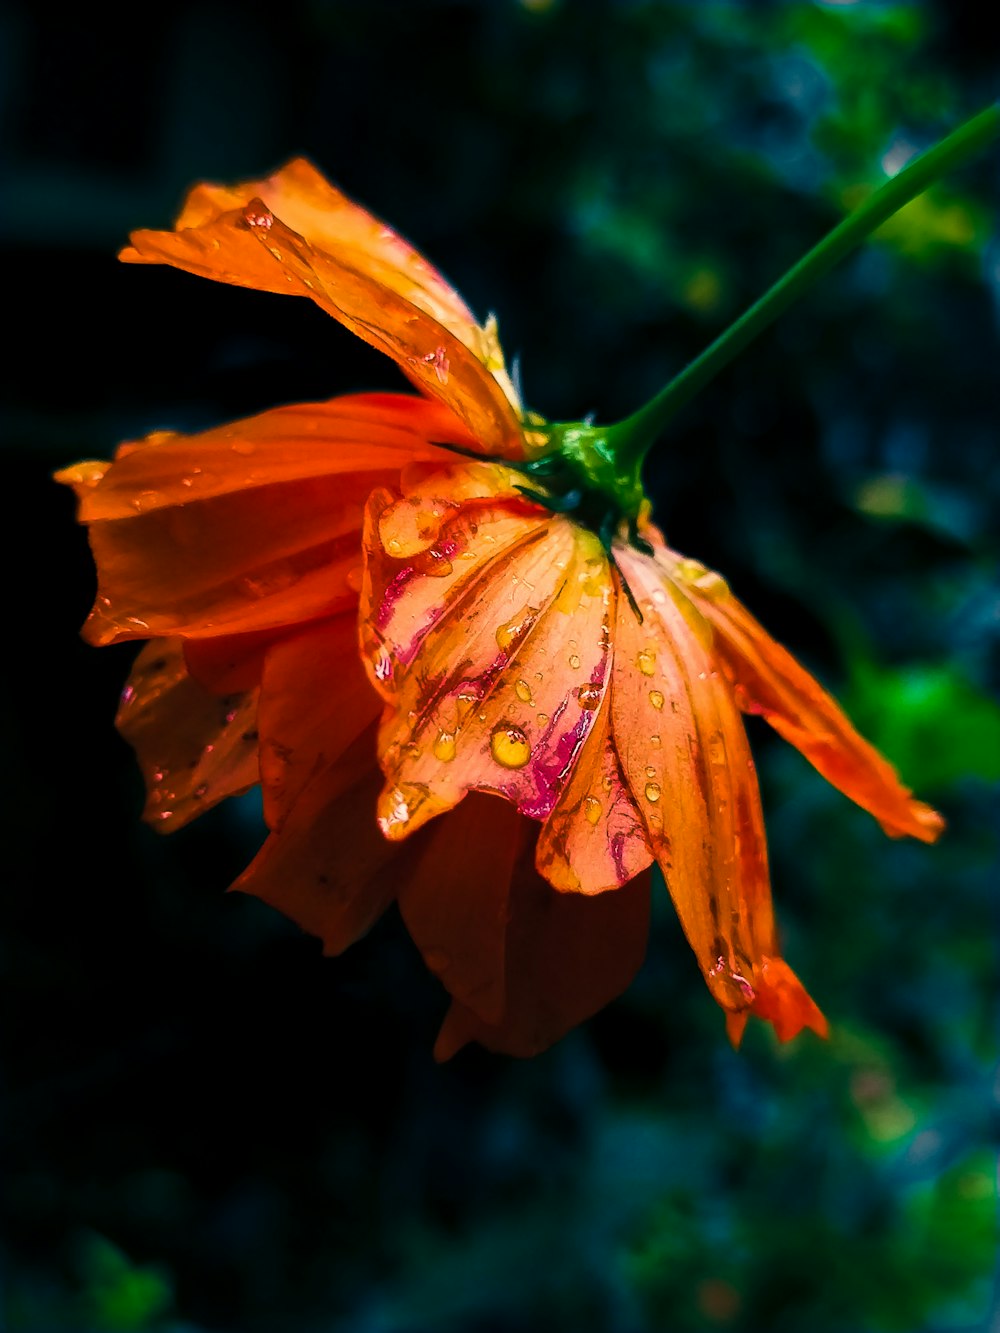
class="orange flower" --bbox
[59,159,943,1057]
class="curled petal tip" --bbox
[432,1005,471,1063]
[901,801,947,844]
[726,956,828,1047]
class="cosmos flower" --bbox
[59,159,943,1057]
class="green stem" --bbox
[606,100,1000,469]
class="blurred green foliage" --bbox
[3,1,997,1330]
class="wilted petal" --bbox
[434,808,651,1059]
[662,550,944,843]
[256,613,381,831]
[612,546,826,1042]
[117,639,260,830]
[398,793,519,1026]
[121,159,524,455]
[232,729,400,956]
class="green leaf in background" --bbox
[847,660,1000,792]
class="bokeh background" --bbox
[2,1,998,1329]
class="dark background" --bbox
[2,2,998,1330]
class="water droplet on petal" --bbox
[568,653,581,670]
[650,734,661,747]
[576,682,601,710]
[490,722,531,769]
[515,679,533,704]
[433,731,457,762]
[644,781,661,803]
[496,610,534,651]
[243,202,273,230]
[649,689,664,710]
[637,649,656,676]
[675,558,730,600]
[645,765,657,779]
[373,647,393,683]
[583,796,602,825]
[231,440,256,456]
[456,691,477,723]
[193,783,208,799]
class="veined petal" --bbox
[434,807,652,1060]
[363,486,614,839]
[661,549,944,843]
[120,159,525,456]
[535,684,653,895]
[256,613,382,832]
[232,728,400,957]
[117,639,260,830]
[612,545,826,1043]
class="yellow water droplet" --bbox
[645,765,657,779]
[602,776,613,791]
[576,682,602,710]
[496,610,532,651]
[536,712,549,726]
[433,731,456,762]
[650,734,661,747]
[644,781,661,803]
[637,649,656,676]
[515,679,533,704]
[490,722,531,769]
[649,689,665,710]
[568,653,581,670]
[674,558,730,600]
[583,796,602,825]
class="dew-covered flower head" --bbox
[58,158,943,1057]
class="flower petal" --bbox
[256,613,381,832]
[120,159,525,455]
[663,551,944,843]
[363,487,615,838]
[535,684,653,895]
[232,728,400,956]
[60,397,457,646]
[398,793,519,1026]
[433,810,652,1059]
[62,395,470,522]
[117,639,259,830]
[612,546,826,1043]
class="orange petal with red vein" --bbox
[121,160,524,455]
[535,677,653,895]
[232,729,400,957]
[364,489,613,837]
[661,548,944,843]
[612,545,826,1041]
[434,810,652,1060]
[398,793,520,1026]
[256,613,382,832]
[117,639,259,831]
